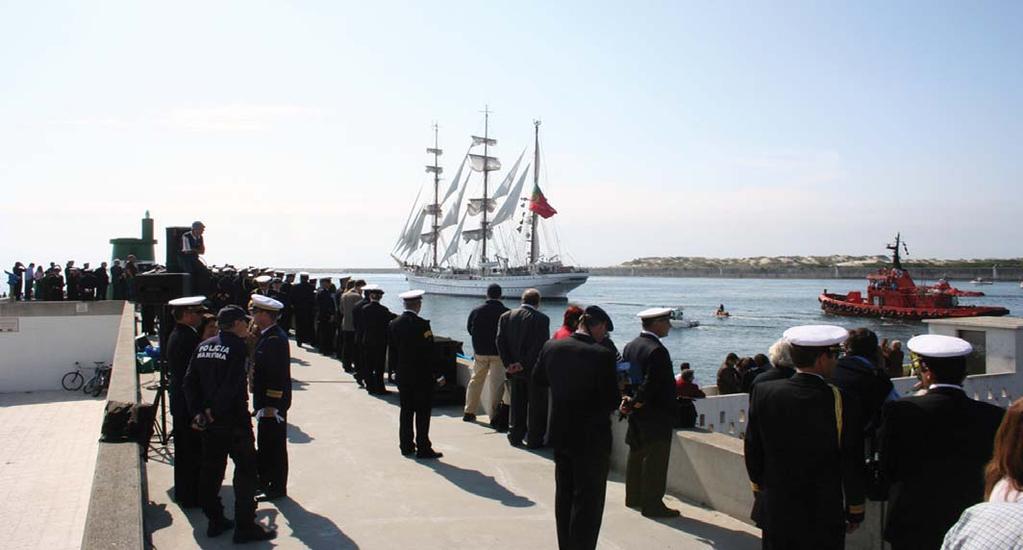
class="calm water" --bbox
[325,273,1023,387]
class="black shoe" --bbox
[625,501,642,510]
[642,506,681,518]
[462,413,476,422]
[401,446,417,456]
[232,524,277,543]
[416,449,443,459]
[526,441,545,450]
[207,518,235,538]
[509,438,525,448]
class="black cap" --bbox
[584,305,614,332]
[217,305,250,325]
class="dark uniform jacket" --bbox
[252,324,292,413]
[182,331,251,427]
[352,297,370,340]
[360,301,396,348]
[830,354,893,436]
[388,311,435,387]
[496,305,550,377]
[745,373,866,541]
[466,299,508,356]
[315,287,336,321]
[291,282,315,313]
[878,386,1004,549]
[751,366,795,391]
[532,332,620,451]
[623,333,678,438]
[167,322,201,418]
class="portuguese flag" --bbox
[528,182,558,219]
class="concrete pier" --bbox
[142,342,760,549]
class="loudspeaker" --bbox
[165,226,190,273]
[132,272,192,305]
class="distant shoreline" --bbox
[279,266,1023,281]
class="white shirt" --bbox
[521,303,538,311]
[928,384,964,391]
[795,369,826,381]
[641,330,661,342]
[988,478,1023,503]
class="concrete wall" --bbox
[0,301,124,393]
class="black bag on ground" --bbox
[100,401,135,442]
[676,398,698,429]
[128,402,157,445]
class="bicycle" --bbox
[83,362,112,397]
[61,362,86,391]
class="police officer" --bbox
[359,285,396,395]
[878,334,1004,550]
[166,295,207,508]
[388,290,442,459]
[291,272,316,348]
[533,305,620,550]
[183,305,275,543]
[315,277,336,355]
[745,325,865,550]
[621,307,681,517]
[249,294,292,500]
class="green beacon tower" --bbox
[110,211,158,262]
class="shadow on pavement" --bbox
[418,459,536,508]
[643,513,760,548]
[264,497,360,549]
[287,423,314,444]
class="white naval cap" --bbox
[782,325,848,347]
[168,296,206,307]
[363,284,384,293]
[299,271,310,277]
[637,307,673,320]
[250,294,284,312]
[399,289,426,301]
[254,275,272,284]
[907,334,972,358]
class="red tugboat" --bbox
[819,234,1010,320]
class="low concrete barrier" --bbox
[81,302,145,550]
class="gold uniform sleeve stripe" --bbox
[265,389,284,398]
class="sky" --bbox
[1,1,1021,268]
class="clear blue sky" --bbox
[2,1,1020,267]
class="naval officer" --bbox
[291,272,316,348]
[388,290,442,459]
[533,305,620,550]
[877,334,1004,550]
[166,295,207,508]
[183,305,276,543]
[621,307,681,517]
[744,325,865,550]
[249,294,292,500]
[359,285,396,394]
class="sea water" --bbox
[323,273,1023,386]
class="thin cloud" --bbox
[156,103,324,132]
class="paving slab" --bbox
[0,391,106,550]
[144,341,760,549]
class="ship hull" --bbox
[405,270,589,299]
[819,293,1009,320]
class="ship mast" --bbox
[529,120,541,266]
[887,232,904,271]
[427,123,442,268]
[481,106,491,266]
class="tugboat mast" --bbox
[529,120,541,266]
[887,232,905,270]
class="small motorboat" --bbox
[669,307,700,328]
[971,277,994,285]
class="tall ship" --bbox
[392,110,589,299]
[819,233,1010,320]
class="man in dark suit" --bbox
[621,307,680,518]
[878,334,1005,550]
[249,294,292,500]
[360,287,396,395]
[830,328,894,441]
[314,277,336,355]
[533,305,620,550]
[745,325,865,550]
[496,288,551,448]
[351,285,373,387]
[388,290,442,459]
[166,295,207,508]
[291,273,316,348]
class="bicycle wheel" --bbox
[91,374,107,397]
[62,371,84,391]
[83,376,99,396]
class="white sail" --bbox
[439,174,469,229]
[467,198,498,216]
[399,209,428,256]
[462,227,493,242]
[471,136,497,147]
[393,187,423,252]
[490,162,530,226]
[441,149,469,203]
[420,232,438,244]
[491,149,525,199]
[439,210,468,265]
[469,154,501,172]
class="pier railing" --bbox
[692,371,1021,440]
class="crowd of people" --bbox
[4,257,140,301]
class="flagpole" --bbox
[530,119,541,266]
